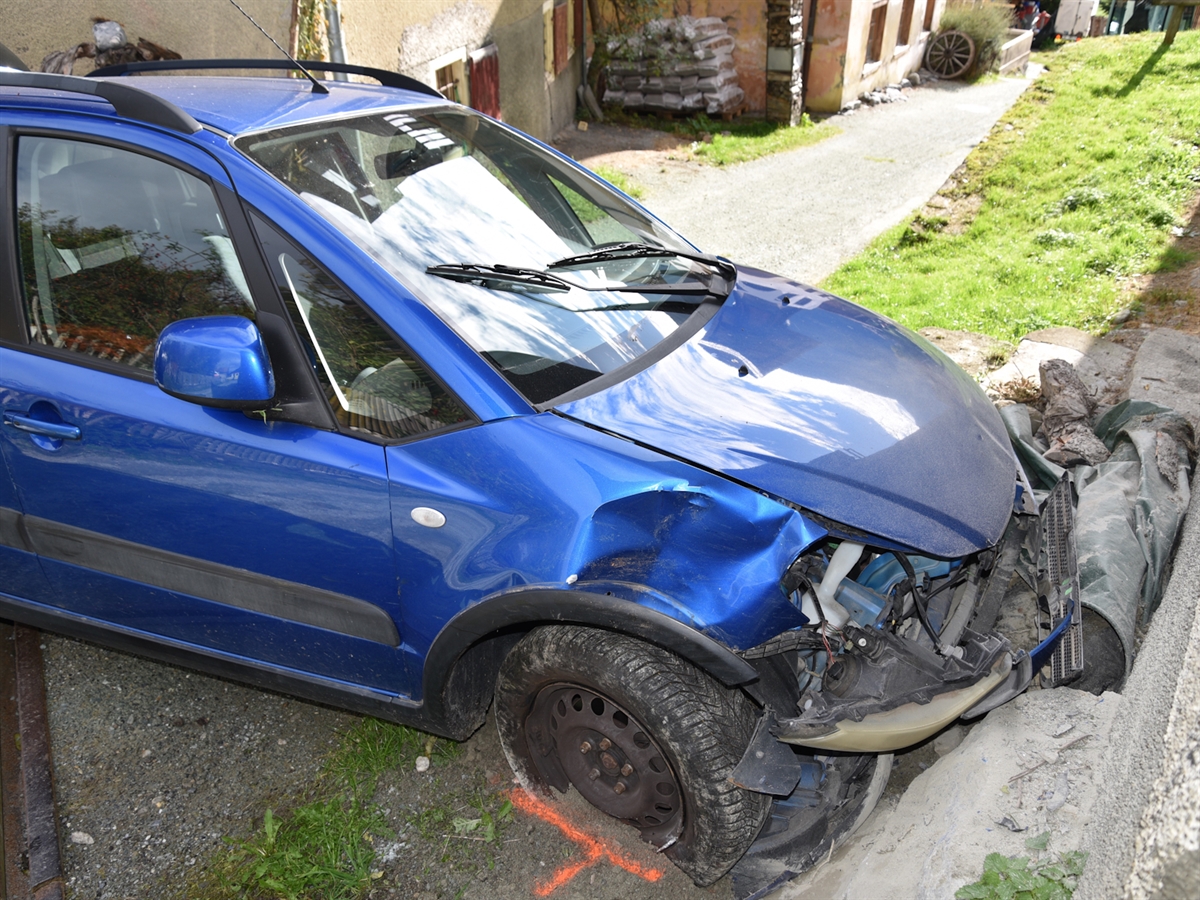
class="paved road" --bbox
[637,74,1035,286]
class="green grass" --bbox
[600,108,839,167]
[592,164,645,199]
[823,33,1200,343]
[194,719,460,900]
[688,113,838,166]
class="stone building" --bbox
[804,0,947,114]
[593,0,944,123]
[4,0,584,141]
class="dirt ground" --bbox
[1123,194,1200,332]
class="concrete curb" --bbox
[1075,470,1200,900]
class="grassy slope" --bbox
[822,33,1200,343]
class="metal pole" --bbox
[325,0,349,81]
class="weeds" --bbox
[221,798,387,900]
[1154,245,1197,273]
[956,831,1088,899]
[591,165,645,199]
[939,0,1014,75]
[599,107,838,167]
[199,719,460,900]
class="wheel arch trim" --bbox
[423,586,760,724]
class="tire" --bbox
[495,625,770,886]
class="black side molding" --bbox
[0,70,201,134]
[0,507,399,646]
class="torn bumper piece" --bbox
[773,649,1012,752]
[729,750,893,900]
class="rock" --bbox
[1130,329,1200,431]
[1111,307,1133,324]
[885,88,903,102]
[780,689,1121,900]
[71,831,95,845]
[909,72,922,85]
[900,77,912,88]
[1046,770,1071,811]
[92,19,126,52]
[414,755,430,773]
[982,327,1133,403]
[1039,359,1111,466]
[933,724,966,757]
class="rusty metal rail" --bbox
[0,623,63,900]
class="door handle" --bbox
[3,413,81,441]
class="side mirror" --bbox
[154,316,275,409]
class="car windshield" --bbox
[235,107,727,404]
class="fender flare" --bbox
[422,586,760,726]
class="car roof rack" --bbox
[89,59,444,99]
[0,70,201,134]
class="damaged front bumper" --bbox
[727,478,1082,899]
[763,476,1082,757]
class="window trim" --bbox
[2,127,251,384]
[243,207,480,447]
[0,125,27,345]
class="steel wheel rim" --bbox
[528,683,683,844]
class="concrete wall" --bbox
[2,0,291,73]
[340,0,582,141]
[807,0,943,113]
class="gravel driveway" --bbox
[557,74,1036,285]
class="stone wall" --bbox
[766,0,804,124]
[3,0,290,73]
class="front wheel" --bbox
[494,625,770,886]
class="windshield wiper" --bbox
[548,242,737,286]
[426,263,573,293]
[427,261,712,296]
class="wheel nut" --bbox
[579,741,592,754]
[620,763,633,776]
[588,768,600,780]
[598,738,612,751]
[613,781,627,794]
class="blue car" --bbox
[0,59,1073,890]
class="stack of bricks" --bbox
[601,16,745,117]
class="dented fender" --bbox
[387,413,824,704]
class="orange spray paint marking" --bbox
[507,788,665,896]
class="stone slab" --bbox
[982,327,1133,403]
[1129,328,1200,430]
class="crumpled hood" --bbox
[556,268,1015,559]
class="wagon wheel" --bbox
[925,30,976,79]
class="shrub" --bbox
[939,0,1014,74]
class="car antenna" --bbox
[225,0,329,94]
